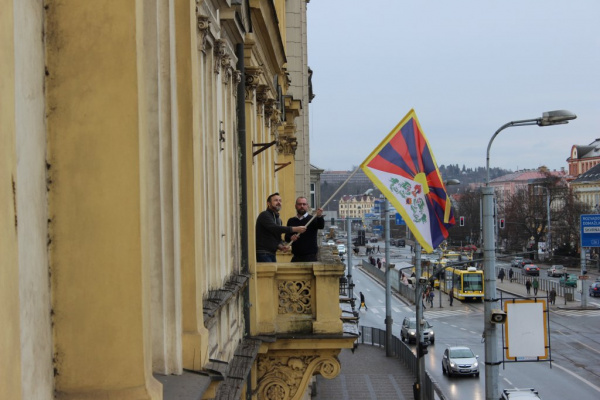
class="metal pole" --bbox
[347,218,355,309]
[581,245,588,308]
[482,185,499,400]
[546,188,551,257]
[384,200,393,356]
[414,242,424,400]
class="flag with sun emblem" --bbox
[360,109,455,253]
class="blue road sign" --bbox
[395,213,406,225]
[581,214,600,247]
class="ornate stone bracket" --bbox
[221,54,233,84]
[276,134,298,156]
[257,85,270,107]
[195,6,210,53]
[245,66,263,100]
[214,39,226,74]
[256,354,340,400]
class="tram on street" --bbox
[439,266,484,301]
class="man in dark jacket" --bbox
[285,197,324,262]
[255,193,306,262]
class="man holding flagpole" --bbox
[255,193,306,262]
[285,197,325,262]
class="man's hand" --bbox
[293,226,307,234]
[291,234,300,242]
[316,208,324,217]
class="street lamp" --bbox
[534,185,551,258]
[483,110,576,400]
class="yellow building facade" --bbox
[1,1,355,399]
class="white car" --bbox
[337,244,346,255]
[326,240,335,246]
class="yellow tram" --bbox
[439,266,484,301]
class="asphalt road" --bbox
[346,241,600,400]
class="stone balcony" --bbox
[254,246,347,335]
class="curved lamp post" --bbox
[483,110,576,400]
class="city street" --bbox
[342,239,600,399]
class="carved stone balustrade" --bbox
[255,257,345,335]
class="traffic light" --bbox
[330,217,335,226]
[459,216,465,226]
[499,218,505,229]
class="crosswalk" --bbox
[359,305,473,320]
[551,308,600,317]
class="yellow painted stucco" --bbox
[0,0,23,398]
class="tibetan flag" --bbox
[360,109,455,253]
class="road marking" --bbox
[574,338,600,355]
[392,307,400,312]
[552,362,600,393]
[370,308,380,314]
[378,299,384,303]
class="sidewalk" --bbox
[313,344,414,400]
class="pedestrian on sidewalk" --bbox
[377,258,381,269]
[532,278,539,295]
[358,291,368,310]
[509,268,514,282]
[549,287,557,305]
[525,279,532,295]
[422,289,428,309]
[448,289,454,306]
[428,289,435,307]
[498,268,505,283]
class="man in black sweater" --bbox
[285,197,324,262]
[255,193,306,262]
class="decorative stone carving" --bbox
[276,134,298,156]
[214,39,226,74]
[195,10,210,52]
[257,354,340,400]
[256,85,270,106]
[221,54,233,84]
[263,98,276,119]
[245,66,262,100]
[233,70,242,87]
[278,281,311,314]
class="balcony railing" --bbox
[254,247,346,335]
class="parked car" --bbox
[510,257,524,268]
[523,264,540,276]
[400,317,435,344]
[559,273,578,288]
[500,388,541,399]
[441,346,479,377]
[589,282,600,297]
[337,244,346,256]
[397,238,406,247]
[547,265,566,277]
[326,240,335,246]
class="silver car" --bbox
[547,265,565,277]
[441,346,479,377]
[400,317,435,344]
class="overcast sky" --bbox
[306,0,600,172]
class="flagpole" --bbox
[284,167,363,244]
